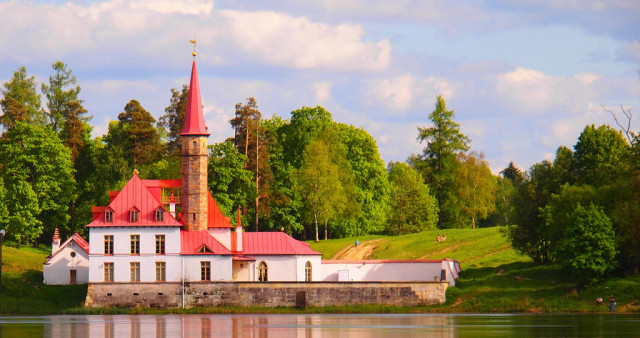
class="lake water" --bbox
[0,313,639,337]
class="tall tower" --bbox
[181,57,210,231]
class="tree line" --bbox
[5,60,634,286]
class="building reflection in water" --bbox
[39,313,454,337]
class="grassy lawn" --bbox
[0,242,87,315]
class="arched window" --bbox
[258,261,268,282]
[305,261,312,282]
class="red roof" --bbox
[208,194,233,228]
[180,230,232,255]
[87,174,182,227]
[180,60,209,136]
[241,232,321,255]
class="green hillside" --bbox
[0,243,87,314]
[310,227,640,313]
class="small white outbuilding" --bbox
[43,229,89,285]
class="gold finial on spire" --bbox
[133,168,139,176]
[189,36,197,58]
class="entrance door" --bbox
[70,269,77,284]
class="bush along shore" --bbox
[2,228,639,315]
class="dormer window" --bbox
[105,210,114,223]
[155,208,164,222]
[197,245,213,253]
[129,208,139,223]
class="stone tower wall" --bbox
[181,136,209,231]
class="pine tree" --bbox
[0,66,44,130]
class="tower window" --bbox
[192,213,196,221]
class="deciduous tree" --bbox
[455,152,497,229]
[386,162,438,235]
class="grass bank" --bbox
[1,228,639,314]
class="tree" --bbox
[556,204,617,286]
[60,101,90,163]
[41,61,81,133]
[454,152,497,229]
[417,95,470,228]
[158,85,188,156]
[501,161,524,185]
[0,122,75,244]
[208,141,255,216]
[229,98,274,231]
[573,124,629,187]
[386,162,438,235]
[116,99,165,166]
[295,140,347,242]
[0,66,43,129]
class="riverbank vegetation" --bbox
[2,228,640,315]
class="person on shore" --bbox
[609,294,616,312]
[595,297,603,305]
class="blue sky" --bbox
[1,0,639,172]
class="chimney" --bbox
[52,228,61,255]
[236,208,243,252]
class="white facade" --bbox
[43,240,89,285]
[245,255,321,282]
[88,226,184,283]
[320,259,461,286]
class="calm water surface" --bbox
[0,313,639,337]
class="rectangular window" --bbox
[130,210,139,223]
[104,262,114,282]
[201,261,211,281]
[155,262,166,281]
[156,208,164,222]
[105,211,113,223]
[104,235,114,255]
[130,262,140,282]
[130,235,140,255]
[155,235,165,255]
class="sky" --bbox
[1,0,639,173]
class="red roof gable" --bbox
[208,194,233,228]
[180,60,209,136]
[241,232,321,255]
[87,174,182,227]
[180,230,232,255]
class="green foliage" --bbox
[573,125,629,187]
[116,99,165,166]
[0,66,44,129]
[454,152,496,228]
[416,95,470,229]
[386,162,438,235]
[41,61,81,133]
[208,141,255,217]
[295,139,348,241]
[0,122,75,244]
[556,204,617,286]
[158,84,188,156]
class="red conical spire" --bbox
[181,60,210,136]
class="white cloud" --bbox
[219,9,391,71]
[496,67,601,115]
[313,81,332,104]
[129,0,214,15]
[366,75,454,114]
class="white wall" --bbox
[182,255,232,281]
[208,228,231,249]
[43,241,89,285]
[320,261,459,286]
[88,227,183,283]
[249,255,320,282]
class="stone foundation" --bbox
[85,281,448,308]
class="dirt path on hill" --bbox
[417,242,465,259]
[332,239,384,260]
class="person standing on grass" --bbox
[609,294,616,312]
[355,239,359,250]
